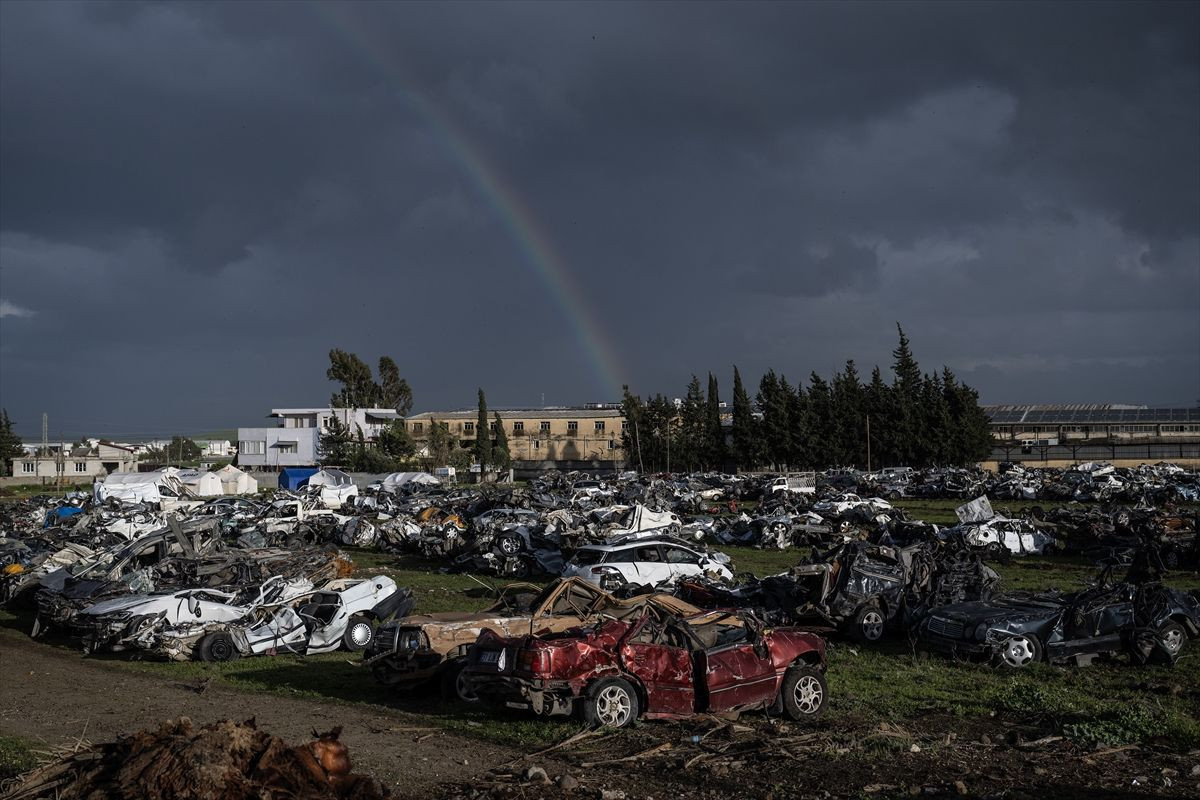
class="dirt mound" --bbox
[2,717,388,800]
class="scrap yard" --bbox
[1,466,1197,799]
[2,2,1198,798]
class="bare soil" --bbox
[2,631,1197,799]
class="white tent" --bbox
[96,471,165,504]
[175,469,224,497]
[307,468,358,508]
[214,464,258,495]
[381,472,441,492]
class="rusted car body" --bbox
[365,577,701,699]
[464,609,827,727]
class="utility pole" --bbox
[56,433,64,489]
[633,417,644,474]
[866,413,872,474]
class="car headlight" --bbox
[403,631,422,651]
[974,623,990,642]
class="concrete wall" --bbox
[236,427,319,468]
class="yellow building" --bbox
[405,407,626,466]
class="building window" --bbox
[490,420,500,432]
[464,422,475,434]
[533,440,541,450]
[277,443,298,455]
[412,423,424,434]
[239,440,265,455]
[513,421,524,435]
[594,421,606,433]
[608,440,617,450]
[567,421,578,436]
[621,420,629,432]
[22,462,34,474]
[75,461,88,473]
[540,421,551,433]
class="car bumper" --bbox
[919,632,992,658]
[465,674,577,716]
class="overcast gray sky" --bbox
[1,1,1197,438]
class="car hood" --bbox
[932,596,1066,625]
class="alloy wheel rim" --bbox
[596,686,632,726]
[1162,628,1184,654]
[1002,636,1035,667]
[862,611,884,640]
[350,622,373,647]
[456,670,478,702]
[794,675,823,714]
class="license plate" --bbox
[505,702,529,709]
[480,650,500,664]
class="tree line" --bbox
[620,325,994,473]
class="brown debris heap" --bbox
[3,717,388,800]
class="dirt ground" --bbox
[2,631,1198,799]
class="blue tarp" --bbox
[44,506,84,528]
[278,467,319,490]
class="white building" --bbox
[10,441,139,482]
[236,408,402,468]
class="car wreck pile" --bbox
[1,462,1197,731]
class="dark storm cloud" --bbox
[1,0,1197,438]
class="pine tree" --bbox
[318,416,353,466]
[0,410,24,477]
[474,388,492,472]
[805,373,836,467]
[426,420,453,466]
[705,373,727,469]
[730,367,758,471]
[326,349,379,407]
[890,324,923,466]
[864,366,895,469]
[832,360,866,467]
[491,412,511,472]
[758,371,793,470]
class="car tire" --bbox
[496,534,522,556]
[985,543,1002,558]
[996,634,1042,668]
[197,631,240,662]
[779,666,827,722]
[342,614,374,652]
[1153,621,1187,663]
[851,605,886,643]
[583,677,639,728]
[439,659,478,703]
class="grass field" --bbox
[4,541,1197,754]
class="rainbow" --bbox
[309,4,625,400]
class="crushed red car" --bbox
[464,609,827,728]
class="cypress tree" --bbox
[474,388,492,472]
[706,373,727,469]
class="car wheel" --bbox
[997,634,1042,668]
[197,631,240,662]
[1154,621,1187,661]
[985,543,1002,558]
[852,605,886,643]
[583,678,639,728]
[779,666,827,722]
[496,534,522,556]
[439,659,478,703]
[342,614,374,652]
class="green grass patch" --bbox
[0,735,39,781]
